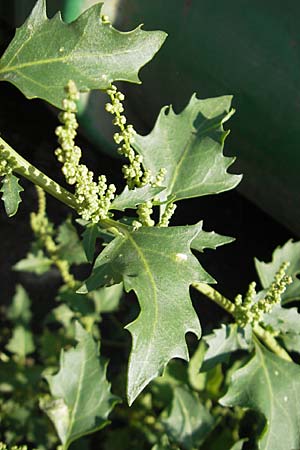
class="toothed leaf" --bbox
[56,218,86,265]
[0,0,166,107]
[41,322,118,449]
[80,223,214,404]
[191,229,235,252]
[202,324,251,372]
[221,340,300,450]
[162,386,215,449]
[0,173,23,217]
[255,240,300,304]
[7,285,32,325]
[134,95,241,204]
[6,325,35,357]
[110,185,165,212]
[13,250,52,275]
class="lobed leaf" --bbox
[110,185,165,212]
[56,218,86,265]
[41,322,118,449]
[162,386,215,449]
[201,324,251,372]
[0,0,166,107]
[79,222,214,404]
[7,285,32,325]
[0,173,23,217]
[13,250,52,274]
[191,229,234,252]
[134,95,242,206]
[255,239,300,304]
[221,340,300,450]
[6,325,35,357]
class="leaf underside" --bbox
[0,0,167,107]
[201,324,250,372]
[42,322,118,449]
[80,223,215,404]
[134,94,242,206]
[221,340,300,450]
[162,386,215,449]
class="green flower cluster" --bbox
[30,187,77,289]
[106,84,150,190]
[106,84,177,228]
[234,262,292,327]
[0,146,17,176]
[158,202,177,227]
[55,80,116,223]
[0,443,29,450]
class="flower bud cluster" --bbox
[234,262,292,327]
[137,201,155,227]
[30,187,77,290]
[106,85,147,189]
[0,443,28,450]
[158,203,177,227]
[153,168,167,187]
[0,146,17,176]
[55,81,116,222]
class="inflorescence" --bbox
[0,146,18,177]
[106,84,149,190]
[30,186,77,289]
[233,262,292,327]
[55,80,116,223]
[106,84,177,227]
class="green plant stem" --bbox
[192,282,236,314]
[0,137,131,237]
[0,137,77,209]
[253,324,292,362]
[193,282,292,362]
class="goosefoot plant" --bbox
[1,1,300,449]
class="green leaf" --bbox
[6,325,35,357]
[281,333,300,353]
[41,322,118,449]
[82,224,101,263]
[255,240,300,304]
[79,223,213,404]
[230,440,248,450]
[191,229,234,252]
[56,218,86,265]
[262,304,300,353]
[263,304,300,335]
[220,340,300,450]
[187,341,206,391]
[151,435,176,450]
[57,288,95,316]
[91,283,123,314]
[0,0,166,108]
[202,324,251,372]
[13,250,52,274]
[110,185,165,212]
[7,285,32,325]
[48,304,75,329]
[0,173,23,217]
[134,95,241,204]
[162,386,215,449]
